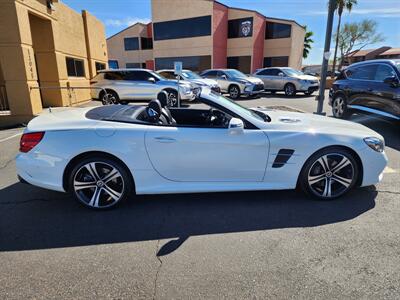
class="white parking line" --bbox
[0,132,23,143]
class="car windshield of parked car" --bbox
[225,69,248,78]
[205,90,268,122]
[181,71,202,80]
[283,68,304,76]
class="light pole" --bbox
[315,0,336,115]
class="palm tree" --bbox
[332,0,358,74]
[303,26,314,59]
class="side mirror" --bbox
[148,77,156,83]
[221,74,228,80]
[228,118,244,135]
[383,76,399,87]
[278,72,285,77]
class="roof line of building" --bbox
[107,22,151,40]
[214,0,305,28]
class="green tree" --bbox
[332,0,358,73]
[336,19,384,68]
[303,26,314,59]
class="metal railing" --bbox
[0,85,10,115]
[29,86,110,107]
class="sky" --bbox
[63,0,400,65]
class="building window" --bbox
[153,15,211,41]
[66,57,85,77]
[227,56,251,74]
[141,37,153,50]
[95,62,106,73]
[126,63,141,68]
[265,22,291,39]
[155,55,211,72]
[264,56,289,67]
[108,60,119,69]
[228,17,253,38]
[124,37,139,51]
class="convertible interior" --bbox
[87,92,234,128]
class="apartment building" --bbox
[107,0,306,74]
[0,0,108,127]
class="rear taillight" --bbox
[19,132,45,153]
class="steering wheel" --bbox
[206,109,227,127]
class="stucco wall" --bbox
[212,1,228,68]
[0,0,108,125]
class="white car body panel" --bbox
[16,89,388,196]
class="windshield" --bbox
[205,91,268,122]
[181,71,202,80]
[224,69,248,78]
[283,68,304,76]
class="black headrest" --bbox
[148,99,162,115]
[157,91,169,108]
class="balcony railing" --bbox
[0,85,10,115]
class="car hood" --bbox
[252,108,383,140]
[190,78,219,87]
[234,76,264,85]
[293,74,319,81]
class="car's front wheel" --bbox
[332,95,350,119]
[165,90,178,107]
[228,85,240,100]
[284,83,296,97]
[69,156,133,209]
[299,147,359,200]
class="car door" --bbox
[216,71,231,92]
[103,71,128,98]
[144,121,269,182]
[123,70,158,100]
[370,63,400,117]
[257,69,277,90]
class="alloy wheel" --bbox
[73,162,124,208]
[167,92,178,107]
[229,86,239,99]
[285,84,295,96]
[102,93,117,105]
[332,96,345,118]
[307,153,355,198]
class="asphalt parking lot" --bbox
[0,92,399,299]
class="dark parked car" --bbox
[329,59,400,120]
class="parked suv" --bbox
[91,69,195,106]
[157,69,221,93]
[329,59,400,120]
[253,67,320,96]
[200,69,264,99]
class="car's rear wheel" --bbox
[284,83,296,97]
[165,89,178,107]
[101,90,119,105]
[332,95,350,119]
[299,147,359,200]
[69,156,133,209]
[228,85,240,100]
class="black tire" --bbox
[164,89,179,107]
[332,94,351,119]
[228,85,240,100]
[299,147,359,200]
[100,90,119,105]
[68,156,134,210]
[284,83,296,97]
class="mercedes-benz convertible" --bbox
[16,89,388,209]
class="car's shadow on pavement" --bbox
[0,182,377,255]
[349,113,400,151]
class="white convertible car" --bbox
[16,89,388,209]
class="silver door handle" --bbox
[154,137,176,143]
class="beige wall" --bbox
[264,18,305,69]
[107,23,153,67]
[152,0,213,61]
[0,0,108,126]
[227,9,254,58]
